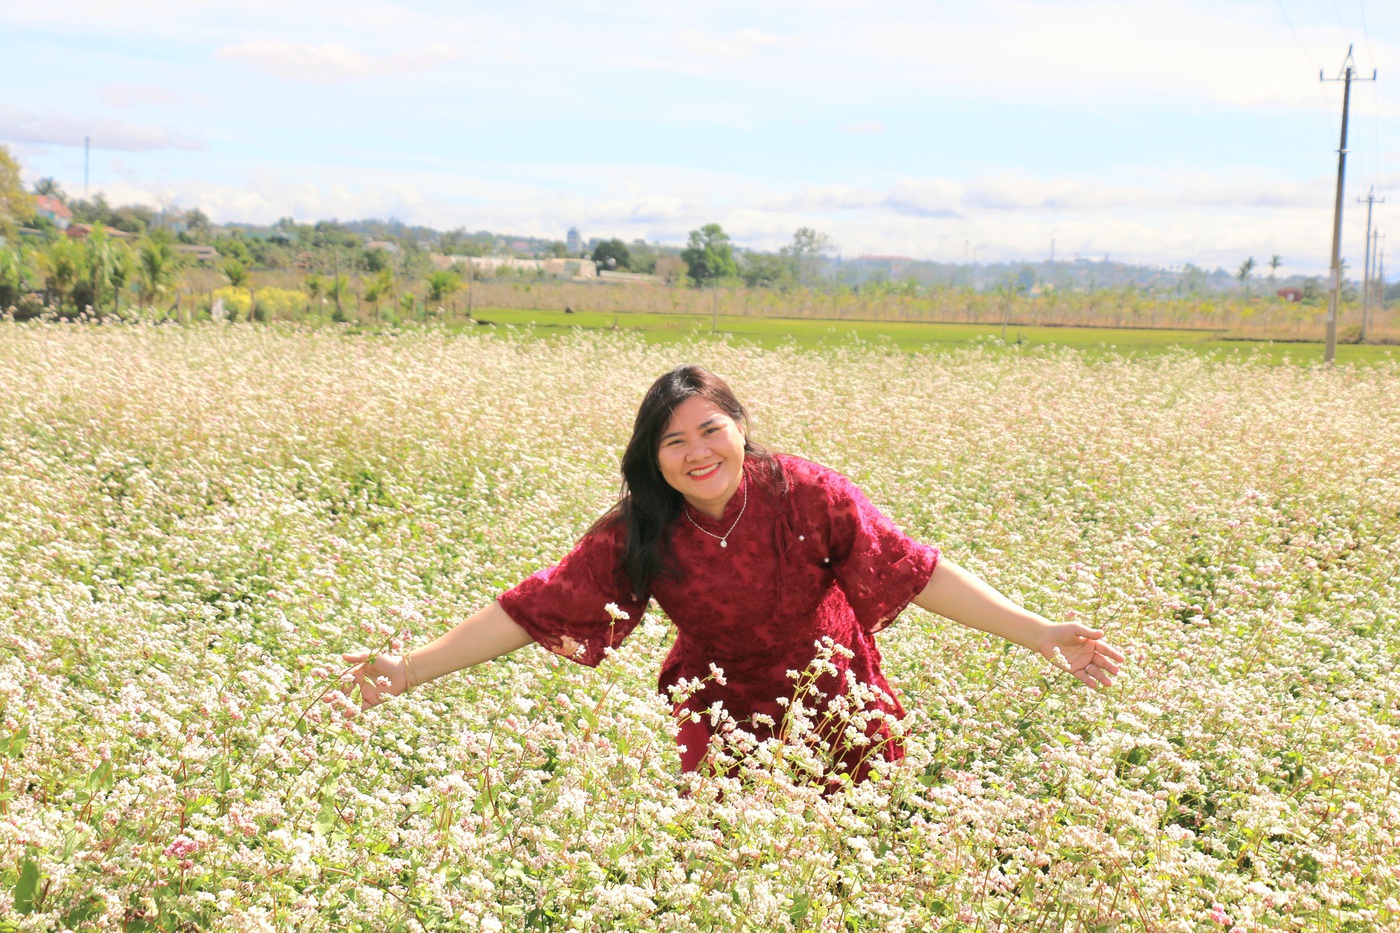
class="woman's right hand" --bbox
[340,651,410,708]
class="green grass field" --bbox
[456,307,1399,364]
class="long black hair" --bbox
[590,365,784,597]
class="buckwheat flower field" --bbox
[1,322,1397,933]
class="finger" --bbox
[1093,654,1122,676]
[1072,668,1097,689]
[1092,640,1126,663]
[342,651,369,665]
[1085,663,1114,689]
[360,680,381,708]
[1071,625,1106,640]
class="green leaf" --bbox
[789,890,812,926]
[314,796,338,835]
[2,725,27,759]
[12,857,39,914]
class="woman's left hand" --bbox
[1038,623,1124,689]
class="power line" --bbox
[1275,0,1321,67]
[1356,0,1382,189]
[1329,0,1353,42]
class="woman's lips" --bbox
[688,463,720,480]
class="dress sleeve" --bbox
[818,465,940,635]
[497,523,647,667]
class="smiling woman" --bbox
[343,364,1124,782]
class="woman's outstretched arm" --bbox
[913,559,1124,688]
[341,601,535,707]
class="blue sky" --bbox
[3,0,1396,274]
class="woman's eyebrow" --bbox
[660,419,719,441]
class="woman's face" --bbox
[656,395,746,519]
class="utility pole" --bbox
[84,136,90,199]
[1321,46,1376,362]
[1358,188,1384,341]
[1370,229,1382,318]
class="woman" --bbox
[343,365,1123,780]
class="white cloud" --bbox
[0,108,204,151]
[674,28,799,60]
[214,40,464,82]
[98,84,183,108]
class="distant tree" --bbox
[109,203,155,235]
[544,241,569,259]
[135,231,183,308]
[68,226,131,315]
[327,274,352,321]
[779,226,832,286]
[0,243,29,310]
[681,223,738,286]
[425,270,461,305]
[1177,263,1208,295]
[0,145,33,239]
[1236,257,1256,294]
[740,252,794,289]
[654,254,687,285]
[591,239,632,271]
[1268,254,1282,284]
[221,258,249,288]
[181,207,212,241]
[628,240,659,275]
[1016,264,1038,292]
[361,268,395,316]
[33,177,66,200]
[362,246,392,273]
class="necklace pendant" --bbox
[720,539,727,548]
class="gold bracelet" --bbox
[404,652,420,690]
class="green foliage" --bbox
[135,231,183,309]
[779,226,831,286]
[681,223,738,286]
[361,268,395,310]
[425,271,461,304]
[591,239,632,271]
[362,246,392,274]
[741,251,795,289]
[221,258,249,288]
[33,177,66,200]
[0,244,31,310]
[0,144,32,239]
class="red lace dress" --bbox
[497,454,939,779]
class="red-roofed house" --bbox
[34,195,72,231]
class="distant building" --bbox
[66,223,132,240]
[460,256,597,279]
[1277,287,1303,302]
[364,239,400,253]
[566,227,582,254]
[34,195,72,231]
[174,244,221,263]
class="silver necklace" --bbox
[684,478,747,548]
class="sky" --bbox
[2,0,1397,275]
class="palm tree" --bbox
[327,275,351,322]
[425,270,461,307]
[1268,254,1282,285]
[361,268,394,320]
[135,232,182,309]
[39,238,83,310]
[1236,257,1256,294]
